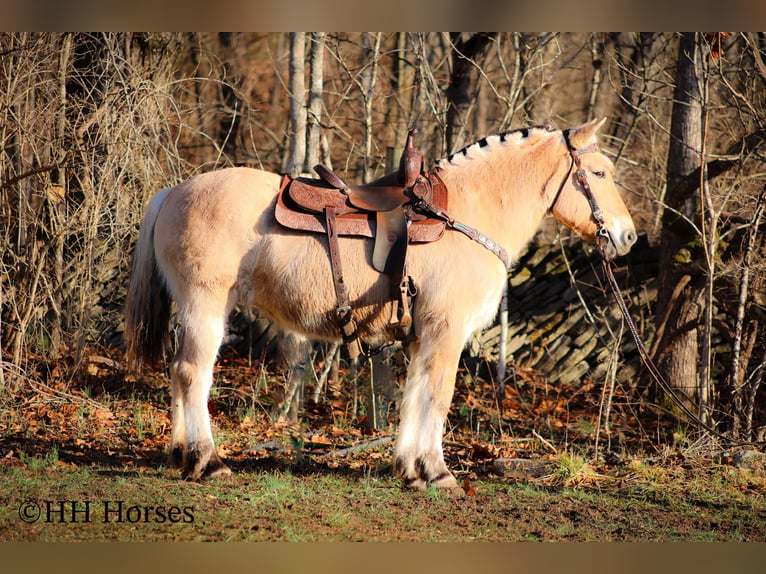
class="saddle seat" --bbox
[306,128,429,213]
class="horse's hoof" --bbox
[183,444,230,481]
[401,471,458,491]
[429,472,458,489]
[182,461,232,481]
[402,476,428,491]
[201,458,232,480]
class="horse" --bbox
[125,118,637,489]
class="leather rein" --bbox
[563,130,762,448]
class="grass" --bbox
[1,456,764,542]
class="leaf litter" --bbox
[1,346,765,540]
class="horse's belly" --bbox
[240,232,394,342]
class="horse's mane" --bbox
[436,125,559,169]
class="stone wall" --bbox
[470,234,660,386]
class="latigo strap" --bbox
[324,206,363,359]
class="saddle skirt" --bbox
[275,170,448,243]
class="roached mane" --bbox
[437,125,559,167]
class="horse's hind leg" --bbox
[394,335,462,490]
[170,288,234,480]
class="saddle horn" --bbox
[399,128,424,188]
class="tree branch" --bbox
[1,152,71,190]
[664,127,766,219]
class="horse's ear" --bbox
[568,117,607,148]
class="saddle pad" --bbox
[275,174,448,243]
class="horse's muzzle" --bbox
[605,223,637,259]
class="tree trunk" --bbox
[305,32,325,172]
[285,32,306,176]
[585,33,604,120]
[281,32,317,419]
[217,32,242,163]
[48,32,71,357]
[445,32,494,151]
[360,32,381,183]
[655,33,703,412]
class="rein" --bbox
[564,131,763,448]
[596,242,763,447]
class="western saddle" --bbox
[275,130,449,358]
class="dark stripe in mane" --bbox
[448,125,557,161]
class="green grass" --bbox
[1,459,764,542]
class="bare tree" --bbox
[305,32,326,171]
[654,33,704,412]
[285,32,306,176]
[3,32,765,443]
[444,32,495,151]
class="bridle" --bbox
[560,128,612,254]
[561,130,764,447]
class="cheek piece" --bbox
[562,130,611,255]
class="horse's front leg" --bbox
[394,337,462,490]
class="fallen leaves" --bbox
[93,409,115,424]
[0,344,696,490]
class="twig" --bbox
[444,439,472,449]
[731,186,765,437]
[532,430,558,454]
[496,284,508,407]
[312,342,340,403]
[0,152,71,190]
[321,435,392,457]
[3,365,108,411]
[246,440,281,453]
[595,320,623,454]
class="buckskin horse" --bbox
[125,118,636,489]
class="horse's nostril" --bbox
[624,229,637,246]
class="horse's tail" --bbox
[124,188,172,373]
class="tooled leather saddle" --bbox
[275,130,448,358]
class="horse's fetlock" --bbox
[169,445,185,468]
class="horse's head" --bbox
[549,118,637,259]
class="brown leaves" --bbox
[462,476,477,496]
[703,32,730,59]
[93,408,115,424]
[1,344,652,484]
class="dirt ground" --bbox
[1,350,765,541]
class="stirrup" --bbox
[390,276,416,340]
[338,306,363,360]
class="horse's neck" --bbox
[438,150,558,261]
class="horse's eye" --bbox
[594,170,606,179]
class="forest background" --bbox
[1,32,766,463]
